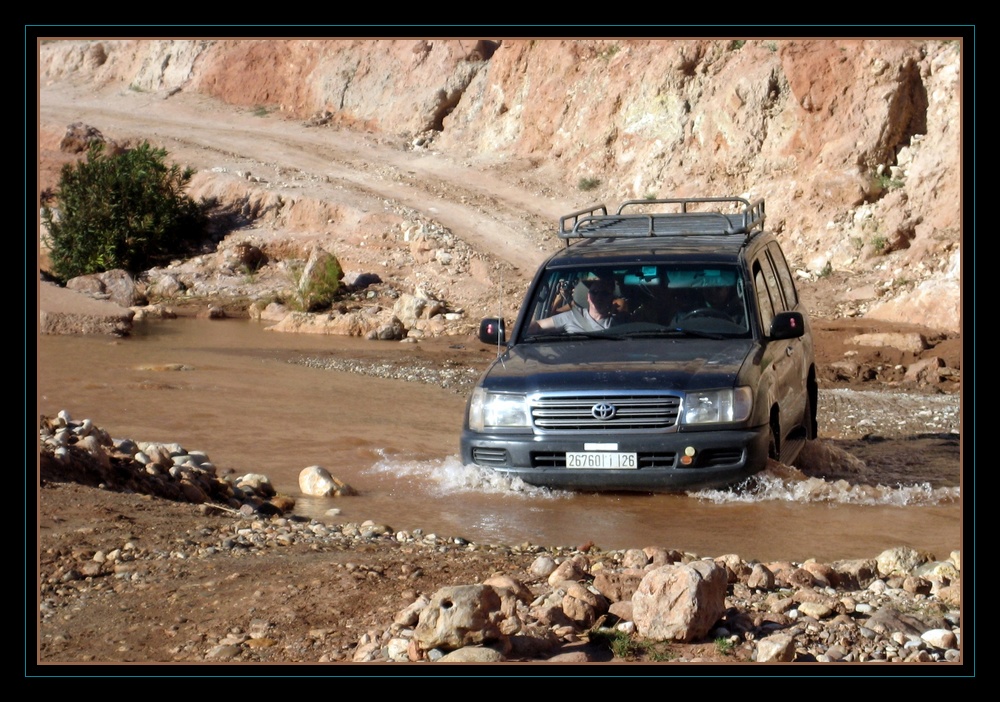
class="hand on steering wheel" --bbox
[675,307,734,322]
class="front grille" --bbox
[531,394,681,431]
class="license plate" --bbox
[565,452,638,469]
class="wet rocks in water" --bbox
[298,465,357,497]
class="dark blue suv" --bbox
[460,197,818,492]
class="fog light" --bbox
[680,446,696,465]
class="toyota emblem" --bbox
[591,402,616,420]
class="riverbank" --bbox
[36,412,963,669]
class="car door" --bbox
[752,252,807,452]
[766,243,810,435]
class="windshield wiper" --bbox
[606,329,683,339]
[523,333,582,342]
[525,331,622,342]
[668,327,727,340]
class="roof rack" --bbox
[558,197,766,242]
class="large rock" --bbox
[413,585,508,653]
[298,465,357,497]
[297,245,343,311]
[66,269,147,308]
[38,280,134,336]
[632,560,728,642]
[264,308,401,338]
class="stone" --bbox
[298,465,357,497]
[756,633,796,662]
[632,561,728,642]
[413,585,508,652]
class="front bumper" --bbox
[460,427,769,492]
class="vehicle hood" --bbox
[479,338,757,394]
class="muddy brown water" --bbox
[36,317,963,564]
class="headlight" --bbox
[682,387,752,425]
[468,388,531,431]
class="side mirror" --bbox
[478,317,506,345]
[769,311,805,340]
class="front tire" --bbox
[807,373,819,439]
[768,413,780,461]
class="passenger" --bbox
[529,276,621,334]
[549,278,575,315]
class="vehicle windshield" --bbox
[522,264,750,339]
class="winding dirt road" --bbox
[40,82,570,292]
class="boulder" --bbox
[413,585,508,653]
[632,560,728,642]
[298,465,357,497]
[39,280,134,336]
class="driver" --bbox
[701,285,745,324]
[529,275,622,334]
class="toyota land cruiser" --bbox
[460,196,818,492]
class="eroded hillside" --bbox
[37,38,963,332]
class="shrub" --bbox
[598,44,620,60]
[578,177,601,192]
[874,172,905,191]
[42,140,208,281]
[715,636,736,656]
[587,628,675,661]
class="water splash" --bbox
[364,449,959,506]
[364,452,572,499]
[692,462,960,506]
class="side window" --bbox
[767,242,799,309]
[529,272,562,325]
[753,261,775,331]
[759,253,785,314]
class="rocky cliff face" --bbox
[37,38,963,332]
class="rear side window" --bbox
[767,242,799,309]
[753,261,775,330]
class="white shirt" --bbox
[547,305,613,333]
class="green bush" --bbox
[587,628,675,661]
[715,636,736,656]
[42,140,208,281]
